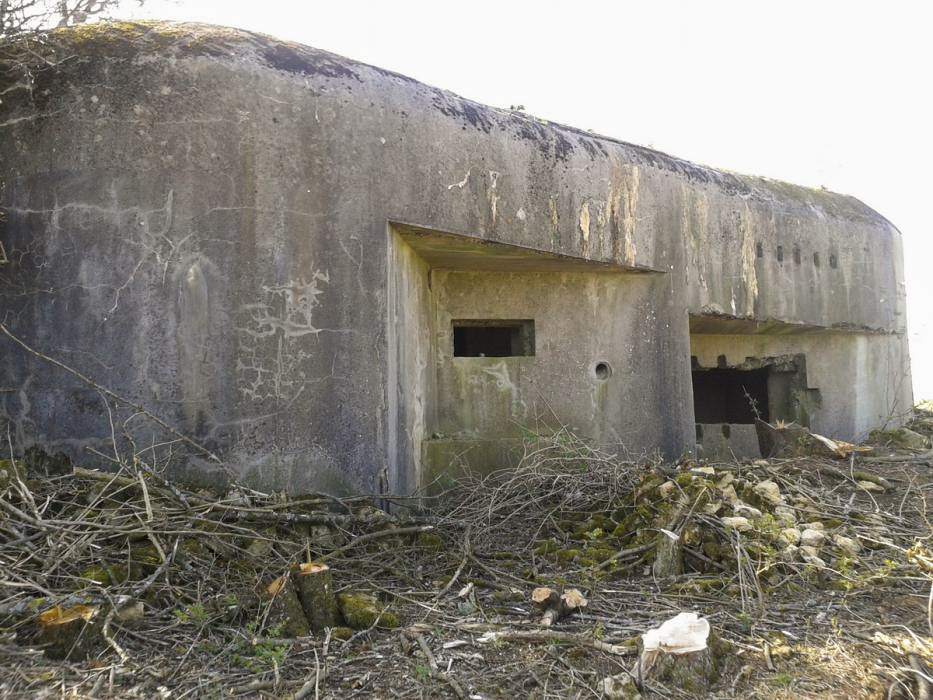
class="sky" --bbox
[125,0,933,400]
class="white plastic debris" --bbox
[642,612,710,655]
[641,612,710,672]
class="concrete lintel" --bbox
[689,313,890,336]
[392,222,665,274]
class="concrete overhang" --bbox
[393,222,665,274]
[689,313,890,336]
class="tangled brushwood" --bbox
[1,415,933,698]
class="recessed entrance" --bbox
[692,366,770,424]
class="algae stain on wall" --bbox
[607,164,640,266]
[740,203,759,317]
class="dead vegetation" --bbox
[1,414,933,698]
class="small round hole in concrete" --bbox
[594,362,612,380]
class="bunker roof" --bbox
[3,20,896,231]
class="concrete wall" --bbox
[0,22,911,494]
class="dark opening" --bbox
[829,253,838,269]
[755,242,763,258]
[453,320,535,357]
[793,245,801,264]
[692,366,770,423]
[776,245,784,262]
[813,252,821,267]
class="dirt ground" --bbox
[2,414,933,699]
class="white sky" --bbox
[125,0,933,400]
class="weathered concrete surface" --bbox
[0,22,911,493]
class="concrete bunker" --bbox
[0,22,912,495]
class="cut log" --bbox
[291,562,340,631]
[32,604,104,660]
[530,587,587,626]
[259,575,310,638]
[531,586,559,611]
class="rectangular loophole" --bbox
[452,320,535,357]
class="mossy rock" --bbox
[534,539,559,556]
[557,520,578,533]
[585,547,615,563]
[331,626,354,641]
[337,593,400,630]
[556,549,582,565]
[79,567,112,587]
[491,589,524,603]
[675,472,695,489]
[128,544,162,578]
[182,538,206,556]
[588,514,617,531]
[635,474,667,498]
[227,559,260,576]
[416,532,445,552]
[670,577,727,594]
[869,427,930,450]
